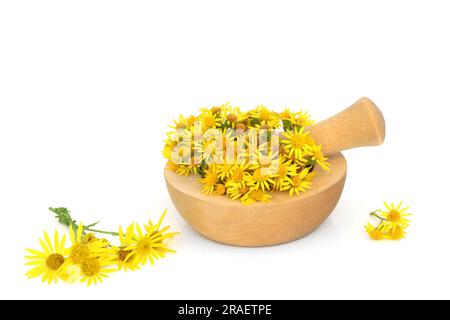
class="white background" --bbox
[1,0,449,300]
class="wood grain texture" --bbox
[165,153,347,246]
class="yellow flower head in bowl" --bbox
[163,103,330,205]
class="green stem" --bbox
[84,228,119,236]
[49,207,118,237]
[370,211,385,222]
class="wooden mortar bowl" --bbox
[165,97,385,246]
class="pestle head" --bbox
[308,97,385,156]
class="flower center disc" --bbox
[291,134,304,148]
[81,257,101,276]
[387,210,401,222]
[46,253,65,270]
[250,189,264,201]
[204,173,218,186]
[118,248,133,262]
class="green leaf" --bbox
[85,221,101,228]
[282,119,292,131]
[49,207,75,227]
[250,117,261,126]
[198,159,207,178]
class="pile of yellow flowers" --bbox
[25,207,178,285]
[163,103,330,205]
[365,202,411,240]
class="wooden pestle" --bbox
[308,97,385,156]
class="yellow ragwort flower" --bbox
[284,167,312,196]
[380,201,411,228]
[226,184,249,200]
[127,210,178,267]
[385,226,407,240]
[281,126,311,160]
[293,110,315,127]
[25,230,68,284]
[113,224,140,272]
[67,224,109,265]
[199,165,219,195]
[164,103,330,204]
[79,255,116,286]
[215,183,227,195]
[365,202,412,240]
[364,223,385,240]
[241,188,272,205]
[304,144,330,171]
[246,168,276,191]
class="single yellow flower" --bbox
[215,183,227,195]
[166,160,180,172]
[79,255,116,286]
[186,115,197,127]
[199,110,221,129]
[386,226,407,240]
[144,210,178,259]
[176,164,196,176]
[200,102,230,117]
[380,201,411,227]
[226,183,249,200]
[225,163,250,187]
[217,164,235,180]
[67,224,109,265]
[249,148,279,173]
[25,230,68,284]
[304,144,330,171]
[241,188,272,205]
[364,223,385,240]
[127,211,178,266]
[247,168,275,191]
[194,136,218,163]
[169,114,188,130]
[199,165,219,195]
[278,108,296,121]
[281,126,310,160]
[162,144,173,160]
[293,110,315,127]
[250,105,279,127]
[114,224,139,272]
[273,159,297,191]
[284,168,312,196]
[303,170,318,182]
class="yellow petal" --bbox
[77,223,84,243]
[25,249,46,258]
[54,230,59,252]
[155,209,167,231]
[119,226,124,243]
[25,260,44,266]
[136,224,143,237]
[39,239,51,255]
[59,234,66,253]
[26,266,46,278]
[69,224,75,244]
[44,231,54,253]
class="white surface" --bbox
[1,0,449,300]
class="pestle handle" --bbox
[308,97,385,156]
